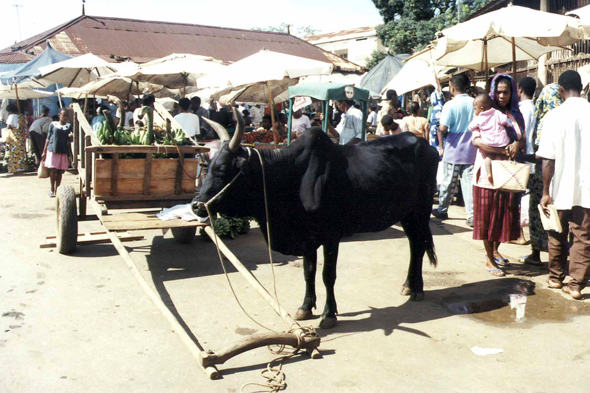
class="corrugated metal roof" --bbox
[0,51,35,64]
[0,15,364,73]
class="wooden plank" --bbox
[73,114,79,169]
[41,231,144,248]
[71,103,101,146]
[85,142,92,197]
[111,154,119,196]
[98,200,193,210]
[86,145,209,154]
[175,159,183,195]
[95,193,196,202]
[144,153,152,195]
[102,212,207,231]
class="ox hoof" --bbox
[318,316,337,329]
[410,292,424,301]
[401,286,412,296]
[294,308,314,321]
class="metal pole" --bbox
[14,5,23,42]
[287,97,293,146]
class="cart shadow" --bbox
[322,278,536,338]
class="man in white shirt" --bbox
[326,100,363,145]
[291,109,311,137]
[249,104,262,126]
[518,77,537,156]
[366,105,378,131]
[537,70,590,300]
[174,98,200,140]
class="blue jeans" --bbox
[437,162,473,221]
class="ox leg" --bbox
[319,241,339,329]
[294,250,317,321]
[400,212,427,301]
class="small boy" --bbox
[469,94,518,185]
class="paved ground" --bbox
[1,170,589,393]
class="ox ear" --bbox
[299,147,330,213]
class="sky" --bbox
[0,0,384,51]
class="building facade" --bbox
[304,27,387,67]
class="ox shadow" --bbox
[325,278,536,338]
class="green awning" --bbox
[288,83,370,102]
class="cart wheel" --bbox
[171,227,197,244]
[56,185,78,254]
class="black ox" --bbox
[195,112,439,329]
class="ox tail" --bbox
[425,228,437,268]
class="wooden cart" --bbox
[55,103,210,254]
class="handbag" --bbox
[477,159,530,193]
[38,162,49,179]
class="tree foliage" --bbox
[251,24,320,37]
[365,50,387,69]
[372,0,493,55]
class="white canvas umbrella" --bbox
[58,76,165,99]
[200,50,333,137]
[123,53,226,90]
[380,46,454,96]
[435,5,590,77]
[38,53,117,87]
[0,85,54,99]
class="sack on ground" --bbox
[38,162,49,178]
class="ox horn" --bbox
[202,117,230,142]
[228,108,244,153]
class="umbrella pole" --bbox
[484,38,490,92]
[511,37,517,77]
[14,84,21,113]
[83,70,90,116]
[266,81,278,148]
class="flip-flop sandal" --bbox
[487,268,505,277]
[483,254,510,267]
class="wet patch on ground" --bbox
[439,278,590,326]
[235,327,258,336]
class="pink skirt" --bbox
[473,185,521,243]
[45,151,69,171]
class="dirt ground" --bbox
[1,170,589,393]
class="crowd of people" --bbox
[1,68,587,298]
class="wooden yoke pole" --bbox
[266,81,279,149]
[105,229,220,379]
[203,226,321,365]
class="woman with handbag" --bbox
[41,108,72,198]
[472,74,526,277]
[4,104,28,174]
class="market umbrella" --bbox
[201,50,333,141]
[380,57,452,96]
[358,54,409,97]
[59,76,165,99]
[37,53,117,87]
[434,5,589,78]
[1,42,71,111]
[0,85,54,99]
[123,53,226,91]
[37,53,118,113]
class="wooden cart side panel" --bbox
[94,158,199,197]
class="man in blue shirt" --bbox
[433,74,477,227]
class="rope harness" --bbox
[200,147,318,393]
